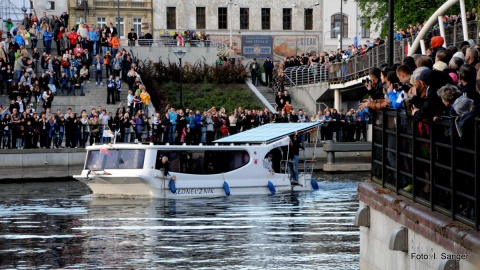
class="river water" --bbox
[0,173,365,270]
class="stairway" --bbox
[256,84,277,109]
[51,81,129,114]
[251,82,315,117]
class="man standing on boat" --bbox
[289,133,301,184]
[263,154,275,174]
[156,156,171,180]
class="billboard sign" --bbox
[242,35,272,59]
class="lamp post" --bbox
[174,49,187,109]
[117,0,120,37]
[303,2,319,53]
[225,0,237,50]
[340,0,347,50]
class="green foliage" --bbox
[161,82,263,113]
[137,58,253,112]
[358,0,446,38]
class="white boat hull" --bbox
[74,171,316,198]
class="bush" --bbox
[137,58,261,112]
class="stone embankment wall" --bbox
[357,182,480,270]
[0,149,86,180]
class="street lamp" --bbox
[225,0,237,50]
[340,0,348,50]
[174,49,187,109]
[303,2,319,53]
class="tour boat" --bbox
[73,123,321,198]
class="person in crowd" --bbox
[250,58,259,86]
[263,56,274,86]
[106,75,116,105]
[128,29,137,47]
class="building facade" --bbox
[34,0,153,38]
[153,0,378,60]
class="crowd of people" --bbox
[358,35,480,194]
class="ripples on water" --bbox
[0,173,365,270]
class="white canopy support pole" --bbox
[420,40,426,55]
[438,16,447,48]
[409,0,459,56]
[459,0,469,41]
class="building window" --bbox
[115,17,124,38]
[166,7,176,29]
[218,7,228,30]
[196,7,206,29]
[305,9,313,30]
[97,17,106,28]
[240,8,249,30]
[361,17,370,38]
[283,8,292,30]
[133,18,142,36]
[261,8,270,30]
[331,14,348,38]
[45,1,55,11]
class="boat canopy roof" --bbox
[214,123,320,144]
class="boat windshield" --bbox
[85,149,145,170]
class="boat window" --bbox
[85,150,145,170]
[156,150,250,174]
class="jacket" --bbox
[93,58,104,71]
[43,30,53,41]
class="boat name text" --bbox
[174,188,215,195]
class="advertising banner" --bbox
[273,36,319,61]
[242,35,272,59]
[209,35,242,56]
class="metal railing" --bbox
[371,108,479,230]
[283,63,329,86]
[133,38,225,50]
[283,21,480,88]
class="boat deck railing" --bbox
[372,108,479,230]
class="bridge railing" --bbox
[284,21,480,88]
[371,108,479,230]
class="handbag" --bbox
[26,67,33,73]
[25,32,31,39]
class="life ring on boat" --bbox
[223,181,231,196]
[311,179,319,191]
[267,181,276,195]
[169,178,176,194]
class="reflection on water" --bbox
[0,174,364,269]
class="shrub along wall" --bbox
[138,59,262,112]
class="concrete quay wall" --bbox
[358,182,480,270]
[0,149,86,180]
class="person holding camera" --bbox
[364,67,384,100]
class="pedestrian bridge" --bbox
[280,19,479,113]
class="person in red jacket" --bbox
[67,28,78,50]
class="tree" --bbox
[359,0,446,38]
